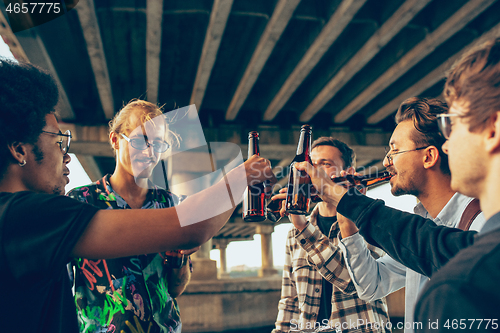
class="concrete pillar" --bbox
[191,239,218,280]
[168,171,218,280]
[214,239,230,279]
[256,224,278,277]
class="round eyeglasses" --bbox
[437,113,461,139]
[384,146,429,164]
[120,133,170,153]
[41,130,72,155]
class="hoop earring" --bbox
[19,160,26,167]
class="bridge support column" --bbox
[256,224,278,277]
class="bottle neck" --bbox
[332,171,391,188]
[248,136,260,156]
[295,130,312,161]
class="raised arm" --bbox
[293,161,476,278]
[72,155,276,259]
[336,189,476,277]
[337,214,406,301]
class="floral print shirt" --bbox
[67,175,185,333]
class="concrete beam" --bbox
[272,158,291,182]
[225,0,300,121]
[190,0,233,110]
[334,0,496,123]
[217,224,255,238]
[20,31,75,120]
[76,0,115,119]
[146,0,163,104]
[274,174,289,192]
[367,21,500,124]
[0,11,28,61]
[70,141,115,157]
[300,0,430,122]
[262,0,368,121]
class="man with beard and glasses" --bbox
[335,97,485,333]
[0,59,276,332]
[67,100,195,333]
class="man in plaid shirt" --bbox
[272,137,390,333]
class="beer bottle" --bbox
[310,171,392,202]
[243,131,267,222]
[285,125,312,215]
[332,171,392,188]
[266,198,282,223]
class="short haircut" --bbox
[395,97,450,175]
[311,137,356,169]
[109,99,164,136]
[108,99,179,151]
[444,37,500,132]
[0,59,59,177]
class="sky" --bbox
[0,37,12,57]
[1,37,416,271]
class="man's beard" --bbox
[53,185,65,196]
[390,171,420,197]
[392,185,420,197]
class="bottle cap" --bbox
[248,131,259,139]
[300,124,312,132]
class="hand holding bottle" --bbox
[285,125,313,215]
[293,161,347,207]
[243,154,277,189]
[268,188,308,231]
[243,131,268,222]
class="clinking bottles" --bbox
[269,170,392,222]
[285,125,313,215]
[243,131,267,222]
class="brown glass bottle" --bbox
[311,170,392,202]
[266,198,282,223]
[243,131,267,222]
[332,171,392,188]
[285,125,312,215]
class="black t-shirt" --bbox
[316,214,337,322]
[0,191,99,333]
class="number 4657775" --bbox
[443,319,498,330]
[6,3,61,14]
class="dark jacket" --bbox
[337,188,500,331]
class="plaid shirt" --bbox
[273,206,391,333]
